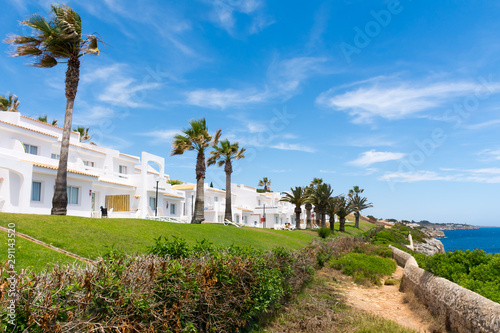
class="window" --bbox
[170,203,176,215]
[275,216,279,224]
[258,199,261,206]
[119,165,127,174]
[235,215,240,223]
[51,153,60,160]
[149,197,156,210]
[66,186,79,205]
[214,196,218,202]
[218,215,223,223]
[83,160,95,167]
[31,181,41,202]
[24,143,38,155]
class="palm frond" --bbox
[32,54,58,68]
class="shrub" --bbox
[317,227,331,239]
[330,253,396,286]
[0,238,323,332]
[418,249,500,303]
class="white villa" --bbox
[0,112,302,228]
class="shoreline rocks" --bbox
[414,238,445,256]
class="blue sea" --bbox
[440,228,500,254]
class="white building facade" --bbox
[0,112,301,228]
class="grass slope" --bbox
[0,214,375,272]
[0,233,81,272]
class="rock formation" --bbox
[414,238,445,256]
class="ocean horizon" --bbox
[440,227,500,254]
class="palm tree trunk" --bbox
[339,217,346,232]
[52,56,80,215]
[295,207,301,230]
[305,203,312,229]
[321,209,326,228]
[224,160,232,221]
[355,211,360,228]
[329,215,335,233]
[193,150,206,224]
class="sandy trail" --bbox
[334,265,433,333]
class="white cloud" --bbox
[271,169,292,173]
[204,0,272,35]
[268,56,329,97]
[141,129,180,145]
[319,170,336,174]
[465,119,500,130]
[184,88,266,109]
[73,105,116,126]
[98,79,160,108]
[478,148,500,161]
[380,168,500,184]
[317,77,500,123]
[183,56,331,109]
[379,171,454,183]
[349,150,406,167]
[270,142,315,153]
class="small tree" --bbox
[281,186,308,230]
[0,93,20,111]
[348,186,373,228]
[334,195,354,232]
[258,177,271,192]
[171,118,220,224]
[207,139,245,221]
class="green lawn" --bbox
[0,233,81,272]
[0,213,376,272]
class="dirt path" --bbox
[0,225,94,264]
[333,265,433,333]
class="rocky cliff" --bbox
[414,238,445,256]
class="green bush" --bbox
[0,238,321,332]
[417,249,500,303]
[330,253,396,286]
[317,227,331,239]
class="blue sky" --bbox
[2,0,500,226]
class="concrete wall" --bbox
[390,246,500,333]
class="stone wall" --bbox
[390,246,500,333]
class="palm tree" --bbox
[307,183,333,228]
[0,93,20,111]
[73,126,91,142]
[37,115,58,126]
[171,118,221,224]
[207,139,245,221]
[6,5,100,215]
[348,186,373,228]
[308,178,323,226]
[326,196,340,234]
[281,186,308,230]
[258,177,271,192]
[335,195,354,232]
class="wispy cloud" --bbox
[317,76,500,123]
[380,168,500,183]
[319,169,336,174]
[380,171,455,183]
[203,0,273,36]
[184,88,266,109]
[183,56,331,109]
[478,148,500,161]
[140,129,180,145]
[270,143,315,153]
[349,150,406,167]
[464,119,500,130]
[268,56,330,98]
[82,64,162,108]
[271,169,292,173]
